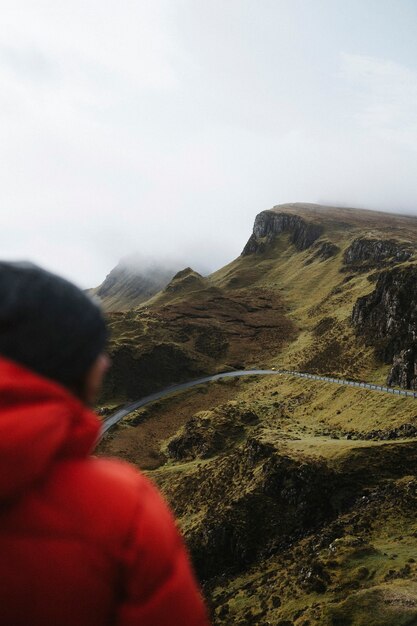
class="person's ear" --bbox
[83,353,111,406]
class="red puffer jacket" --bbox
[0,357,210,626]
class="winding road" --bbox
[100,369,416,439]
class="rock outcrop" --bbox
[242,211,323,255]
[184,440,338,580]
[306,240,340,264]
[313,240,340,261]
[167,405,258,461]
[387,347,417,389]
[352,266,417,388]
[343,238,412,271]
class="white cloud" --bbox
[0,2,417,287]
[0,1,178,89]
[341,53,417,150]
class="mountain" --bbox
[101,203,417,402]
[90,257,178,311]
[98,203,417,625]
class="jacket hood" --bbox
[0,356,101,501]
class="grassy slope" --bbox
[209,204,417,382]
[103,204,417,404]
[98,372,417,625]
[98,204,417,625]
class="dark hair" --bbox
[0,261,107,389]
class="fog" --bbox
[1,0,417,287]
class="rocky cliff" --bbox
[343,237,413,271]
[352,266,417,389]
[242,211,323,255]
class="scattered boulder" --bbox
[343,423,417,441]
[298,561,330,593]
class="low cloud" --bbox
[1,2,417,288]
[341,53,417,151]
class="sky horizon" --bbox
[1,0,417,287]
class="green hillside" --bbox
[98,204,417,625]
[102,203,417,402]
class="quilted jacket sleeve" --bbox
[116,474,210,626]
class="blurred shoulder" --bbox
[47,456,165,547]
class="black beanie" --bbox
[0,261,107,388]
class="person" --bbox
[0,261,210,626]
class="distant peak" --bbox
[172,267,202,281]
[93,260,180,311]
[165,267,205,294]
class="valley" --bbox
[97,203,417,625]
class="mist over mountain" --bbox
[3,1,417,288]
[97,203,417,389]
[91,250,218,311]
[90,255,178,312]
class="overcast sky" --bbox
[1,0,417,287]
